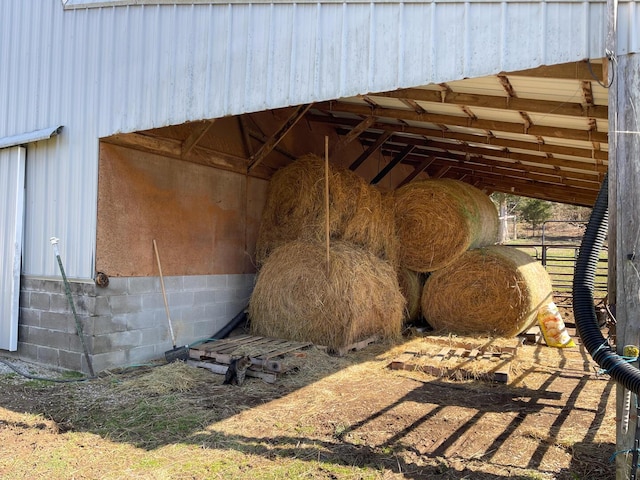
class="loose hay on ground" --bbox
[422,245,553,337]
[393,179,499,272]
[255,154,398,266]
[249,240,405,351]
[114,361,211,395]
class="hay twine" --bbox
[249,239,405,350]
[393,179,499,272]
[422,245,553,337]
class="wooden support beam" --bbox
[330,116,376,157]
[356,131,607,176]
[310,114,608,161]
[316,102,608,143]
[432,165,451,178]
[370,86,608,120]
[504,60,605,82]
[181,120,215,158]
[397,156,434,188]
[247,103,312,171]
[348,130,392,171]
[238,115,255,158]
[613,53,640,480]
[370,145,415,185]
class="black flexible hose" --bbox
[573,174,640,394]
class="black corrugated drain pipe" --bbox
[573,173,640,394]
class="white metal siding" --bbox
[0,147,26,351]
[0,0,635,278]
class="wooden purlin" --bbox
[330,116,376,157]
[317,101,608,144]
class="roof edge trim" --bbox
[62,0,608,9]
[0,126,64,150]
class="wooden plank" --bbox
[181,120,215,157]
[189,350,283,373]
[453,348,466,358]
[330,116,376,157]
[397,156,434,187]
[370,145,415,185]
[257,342,314,360]
[187,360,277,384]
[332,335,379,357]
[468,349,480,359]
[390,353,417,370]
[435,348,451,361]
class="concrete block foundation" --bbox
[17,274,254,373]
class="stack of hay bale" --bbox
[393,179,553,337]
[249,155,405,351]
[250,154,554,347]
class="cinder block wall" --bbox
[18,274,254,373]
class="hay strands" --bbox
[389,343,518,384]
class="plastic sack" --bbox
[537,302,575,348]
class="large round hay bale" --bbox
[249,240,405,350]
[421,245,553,337]
[255,155,398,266]
[394,179,499,272]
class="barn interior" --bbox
[97,59,608,279]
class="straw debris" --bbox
[249,239,405,351]
[393,179,499,272]
[422,245,553,337]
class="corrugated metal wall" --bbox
[1,0,636,278]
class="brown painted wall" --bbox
[96,143,267,277]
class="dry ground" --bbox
[0,314,617,480]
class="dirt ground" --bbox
[0,308,618,480]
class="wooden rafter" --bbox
[315,115,607,161]
[247,103,312,171]
[330,116,376,157]
[316,102,608,143]
[348,130,392,171]
[397,156,434,188]
[181,120,215,158]
[370,145,415,185]
[354,130,608,174]
[369,87,607,120]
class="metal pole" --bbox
[50,237,95,377]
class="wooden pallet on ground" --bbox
[188,335,313,383]
[389,345,517,384]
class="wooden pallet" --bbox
[389,346,516,384]
[188,335,313,383]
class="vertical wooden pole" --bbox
[612,21,640,480]
[325,136,330,274]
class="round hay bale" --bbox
[394,179,499,272]
[249,240,405,351]
[255,154,398,266]
[398,267,424,322]
[421,245,553,337]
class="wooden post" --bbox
[612,44,640,480]
[325,136,330,274]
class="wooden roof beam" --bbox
[354,130,608,175]
[309,113,607,161]
[330,116,376,157]
[370,145,415,185]
[181,120,215,158]
[503,60,604,82]
[316,102,608,143]
[248,103,312,171]
[397,156,434,188]
[370,86,607,120]
[348,130,392,171]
